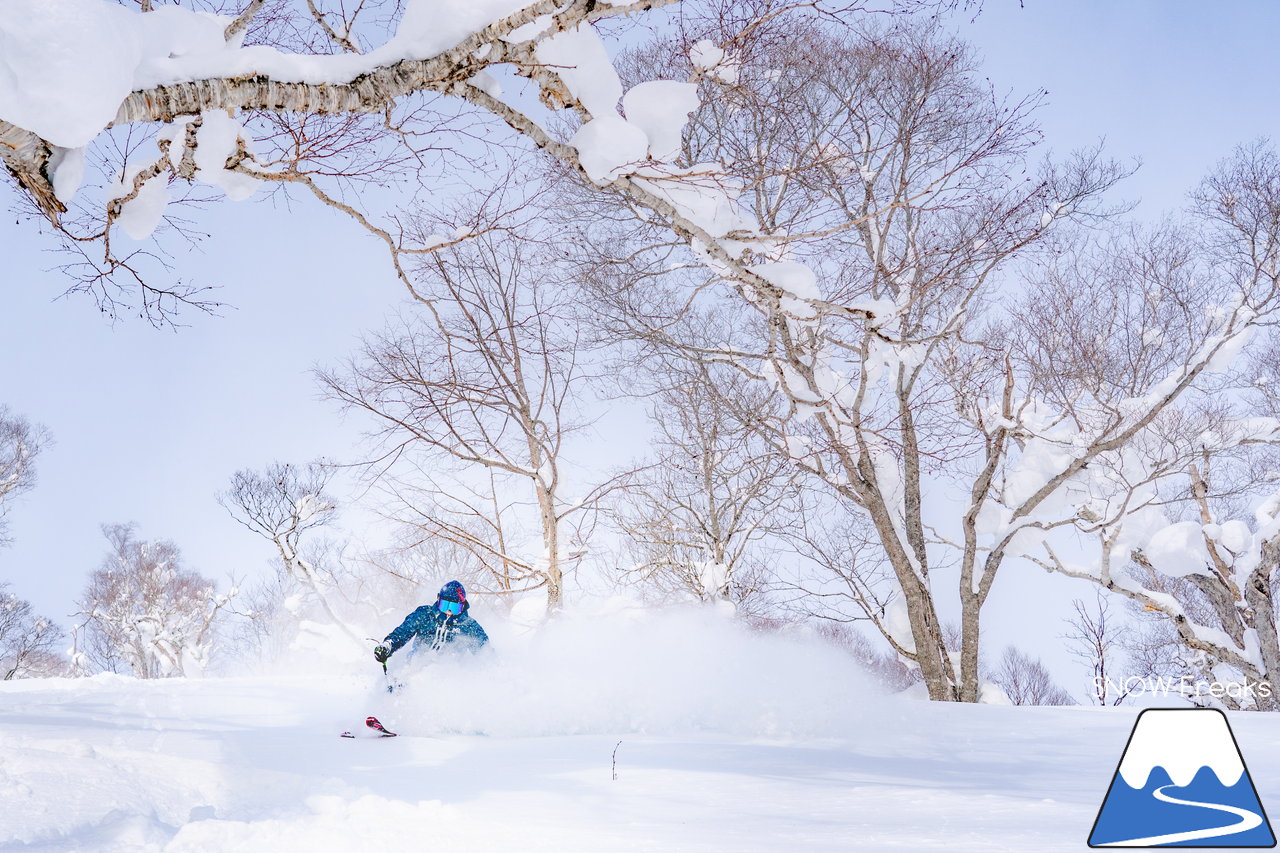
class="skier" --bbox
[347,581,489,738]
[374,580,489,664]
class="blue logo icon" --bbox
[1090,708,1275,847]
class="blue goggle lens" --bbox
[437,600,463,615]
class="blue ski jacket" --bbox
[382,606,489,659]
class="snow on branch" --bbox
[0,0,670,226]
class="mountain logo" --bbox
[1089,708,1276,848]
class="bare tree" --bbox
[221,566,292,662]
[219,460,364,642]
[73,523,231,678]
[0,583,66,680]
[319,230,610,612]
[610,369,799,614]
[991,647,1073,706]
[368,471,543,602]
[1062,589,1132,706]
[0,407,49,546]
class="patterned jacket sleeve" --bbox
[383,607,429,654]
[460,616,489,649]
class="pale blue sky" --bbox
[1,199,401,619]
[966,0,1279,216]
[1,1,1279,691]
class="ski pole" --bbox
[366,636,393,693]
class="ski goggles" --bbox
[436,599,463,616]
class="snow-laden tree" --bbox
[0,582,66,680]
[73,523,231,677]
[318,229,617,611]
[0,0,731,320]
[566,18,1280,703]
[1039,442,1280,710]
[0,407,49,546]
[983,146,1280,709]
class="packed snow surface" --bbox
[3,605,1276,852]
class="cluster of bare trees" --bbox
[0,407,243,680]
[0,409,64,678]
[2,0,1278,704]
[0,583,65,680]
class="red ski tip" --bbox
[365,716,398,736]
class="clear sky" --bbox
[0,198,404,621]
[2,0,1279,691]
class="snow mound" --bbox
[0,0,143,147]
[570,115,648,183]
[622,80,698,161]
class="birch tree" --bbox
[610,368,800,613]
[576,19,1279,704]
[998,146,1280,709]
[568,19,1126,700]
[319,230,604,611]
[0,0,709,320]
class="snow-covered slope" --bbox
[8,676,1271,852]
[2,608,1278,852]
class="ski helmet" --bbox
[436,580,468,614]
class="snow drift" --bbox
[364,601,881,738]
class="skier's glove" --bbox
[373,645,391,663]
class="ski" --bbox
[339,716,398,738]
[366,716,397,737]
